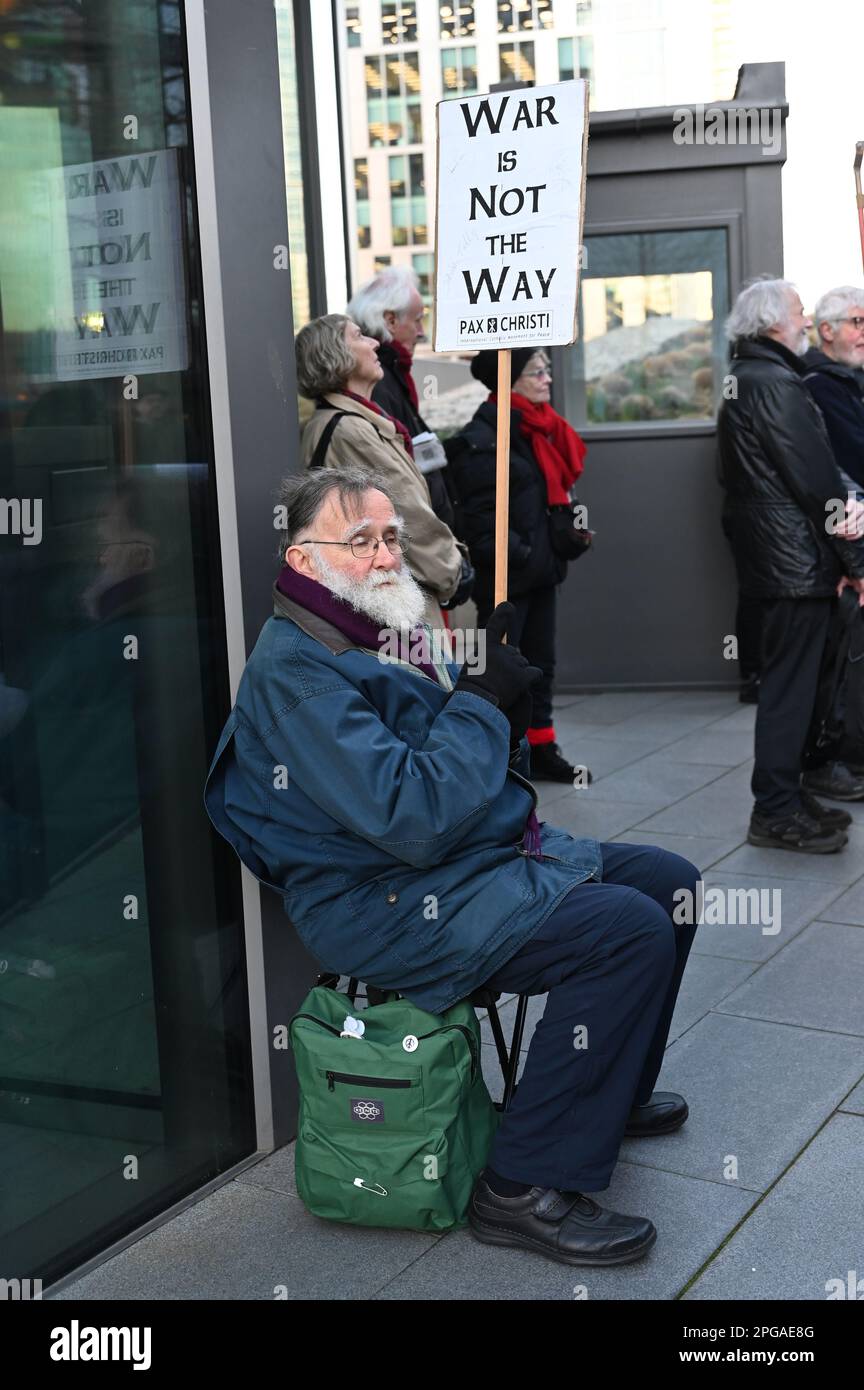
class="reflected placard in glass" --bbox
[0,0,254,1287]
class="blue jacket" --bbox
[204,585,602,1014]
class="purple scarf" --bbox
[275,563,543,859]
[276,563,441,682]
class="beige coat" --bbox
[299,392,464,628]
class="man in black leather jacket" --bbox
[719,278,864,852]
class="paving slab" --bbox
[711,824,864,885]
[374,1162,754,1302]
[590,755,729,806]
[654,729,754,766]
[715,921,864,1036]
[682,1113,864,1301]
[618,1011,864,1192]
[819,873,864,926]
[838,1076,864,1114]
[690,872,846,963]
[540,794,666,841]
[51,1180,437,1301]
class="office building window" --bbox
[345,4,362,46]
[576,0,592,22]
[498,0,553,32]
[441,45,478,94]
[374,255,393,271]
[382,1,418,45]
[499,40,536,84]
[439,2,476,39]
[356,154,371,247]
[558,35,593,81]
[390,153,427,245]
[413,252,434,302]
[367,51,422,145]
[565,228,730,427]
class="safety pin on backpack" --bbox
[353,1178,388,1196]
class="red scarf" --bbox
[388,338,420,411]
[491,392,586,505]
[341,388,414,459]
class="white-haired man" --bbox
[719,278,864,852]
[347,269,472,613]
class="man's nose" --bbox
[373,541,399,569]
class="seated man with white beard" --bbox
[204,466,701,1267]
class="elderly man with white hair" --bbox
[802,286,864,485]
[718,277,864,852]
[347,268,472,610]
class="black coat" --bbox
[717,336,864,598]
[372,343,457,532]
[445,399,567,603]
[802,347,864,490]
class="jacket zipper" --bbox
[326,1070,411,1092]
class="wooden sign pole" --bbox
[494,348,511,611]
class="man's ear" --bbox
[383,309,397,329]
[284,543,316,577]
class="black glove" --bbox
[454,601,542,712]
[506,688,533,745]
[440,555,476,611]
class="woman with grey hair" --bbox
[348,267,465,545]
[294,313,470,629]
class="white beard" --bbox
[311,547,427,630]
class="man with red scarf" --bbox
[447,347,590,782]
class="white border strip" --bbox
[185,0,274,1152]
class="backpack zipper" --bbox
[326,1070,411,1092]
[296,1015,478,1082]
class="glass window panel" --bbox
[367,99,387,145]
[441,48,459,91]
[407,101,423,143]
[387,99,406,143]
[386,55,402,95]
[345,4,362,46]
[498,1,516,32]
[413,251,433,299]
[389,155,407,197]
[354,157,369,201]
[562,229,730,428]
[409,153,425,195]
[276,1,312,327]
[365,56,384,96]
[462,48,478,90]
[536,0,554,29]
[558,36,574,81]
[412,199,428,242]
[440,2,476,38]
[578,35,594,80]
[0,0,254,1286]
[402,51,421,94]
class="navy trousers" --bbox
[481,842,700,1192]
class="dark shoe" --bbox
[799,789,852,831]
[468,1179,656,1267]
[624,1091,688,1137]
[530,742,592,784]
[739,675,760,704]
[747,807,847,853]
[801,761,864,802]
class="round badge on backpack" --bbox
[402,1034,419,1053]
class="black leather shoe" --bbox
[624,1091,688,1137]
[801,762,864,802]
[747,807,847,853]
[530,742,593,784]
[799,790,852,831]
[468,1180,656,1266]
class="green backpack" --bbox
[289,985,500,1232]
